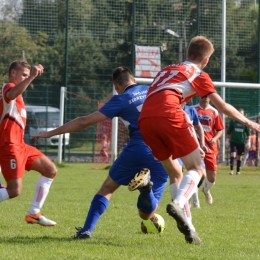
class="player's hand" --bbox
[201,143,208,153]
[31,131,51,142]
[245,140,251,150]
[30,64,44,78]
[209,138,216,146]
[246,120,260,132]
[199,147,205,159]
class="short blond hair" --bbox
[187,36,214,63]
[9,60,31,77]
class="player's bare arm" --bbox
[194,123,208,152]
[31,111,108,141]
[6,64,44,100]
[209,130,223,146]
[208,93,260,132]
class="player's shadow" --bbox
[0,236,127,247]
[0,236,72,244]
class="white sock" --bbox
[174,170,200,208]
[0,188,9,202]
[169,182,180,201]
[183,201,195,231]
[203,179,215,193]
[28,176,53,214]
[171,182,195,231]
[192,189,199,204]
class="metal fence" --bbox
[0,0,259,163]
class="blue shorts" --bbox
[109,140,168,203]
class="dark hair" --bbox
[112,66,134,86]
[9,60,31,76]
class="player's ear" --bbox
[203,57,210,67]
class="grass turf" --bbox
[0,164,259,260]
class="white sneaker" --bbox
[25,213,57,226]
[193,202,200,208]
[236,172,240,175]
[202,187,213,205]
[229,171,233,175]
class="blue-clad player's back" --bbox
[99,84,148,140]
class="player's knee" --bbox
[7,187,21,198]
[42,162,57,179]
[99,183,115,195]
[49,164,58,178]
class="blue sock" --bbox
[81,194,109,234]
[137,190,158,214]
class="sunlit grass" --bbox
[0,165,259,260]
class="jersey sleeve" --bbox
[190,107,199,126]
[192,72,217,98]
[98,95,123,119]
[3,83,15,103]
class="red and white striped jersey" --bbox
[0,83,27,145]
[193,104,224,152]
[146,61,216,103]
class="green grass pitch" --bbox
[0,164,260,260]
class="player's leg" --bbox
[0,144,27,202]
[73,175,120,239]
[202,153,217,205]
[166,148,204,244]
[25,145,57,226]
[172,148,204,208]
[202,170,215,205]
[168,158,183,201]
[192,160,205,208]
[166,158,197,233]
[229,142,236,175]
[0,165,5,188]
[134,159,169,220]
[134,169,158,220]
[73,143,160,239]
[236,144,245,174]
[139,117,202,244]
[120,142,166,220]
[0,177,21,202]
[129,175,156,219]
[192,189,200,208]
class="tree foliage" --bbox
[0,0,259,134]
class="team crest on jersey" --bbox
[198,114,212,122]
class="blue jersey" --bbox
[99,84,168,203]
[183,105,199,126]
[99,84,147,141]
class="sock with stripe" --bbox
[174,170,200,208]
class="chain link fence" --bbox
[0,0,259,164]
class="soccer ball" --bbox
[141,213,165,234]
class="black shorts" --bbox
[230,142,245,156]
